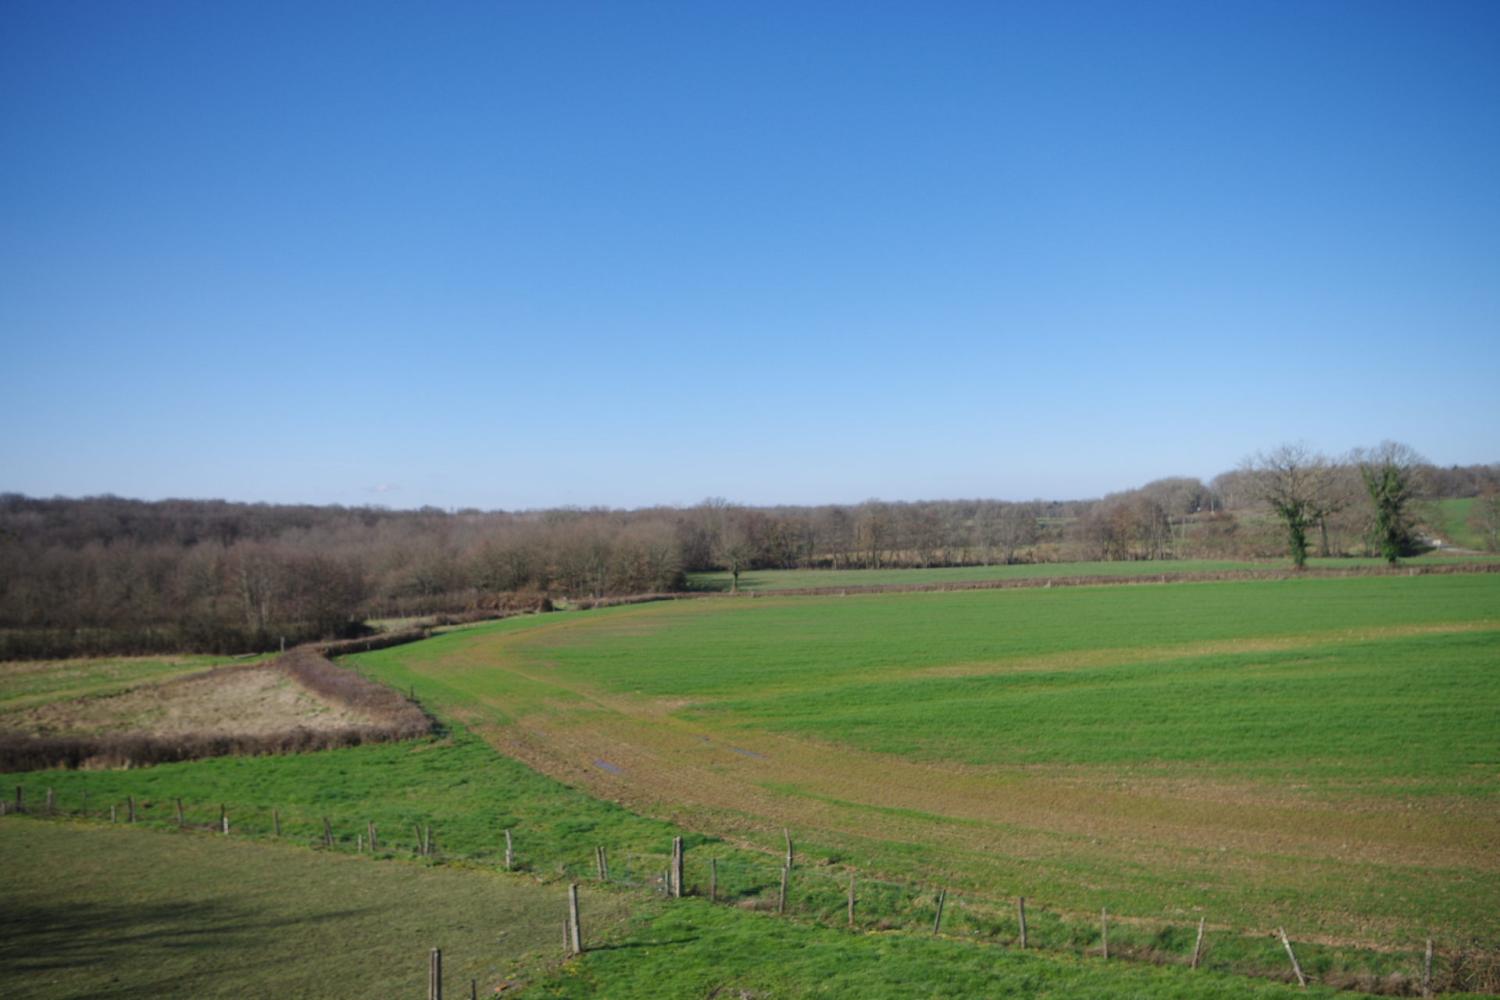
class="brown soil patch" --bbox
[2,663,389,738]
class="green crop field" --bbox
[686,554,1500,591]
[7,573,1499,995]
[341,575,1500,957]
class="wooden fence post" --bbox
[221,808,229,836]
[933,889,947,935]
[671,836,684,898]
[273,808,281,837]
[367,821,377,851]
[414,824,424,855]
[600,846,609,881]
[428,946,442,1000]
[710,858,718,902]
[847,873,856,927]
[1018,897,1028,949]
[111,804,117,823]
[470,979,477,1000]
[1100,908,1109,960]
[504,829,514,871]
[778,865,789,914]
[323,817,333,848]
[1191,916,1206,969]
[175,798,185,827]
[568,883,583,955]
[783,828,794,869]
[14,785,22,813]
[1422,938,1433,998]
[1278,927,1307,989]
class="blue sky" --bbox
[3,1,1497,509]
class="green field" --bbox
[1,820,1362,1000]
[687,554,1499,591]
[342,575,1500,954]
[0,654,249,712]
[6,573,1499,995]
[0,819,622,999]
[1435,498,1490,551]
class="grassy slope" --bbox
[338,576,1500,956]
[0,818,623,1000]
[687,554,1499,591]
[1436,498,1482,550]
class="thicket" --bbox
[1,460,1493,658]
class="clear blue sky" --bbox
[3,1,1497,509]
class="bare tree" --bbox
[715,509,756,593]
[1246,444,1338,569]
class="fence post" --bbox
[600,846,609,881]
[1278,927,1307,989]
[323,817,333,848]
[783,828,794,869]
[14,785,22,813]
[221,808,229,836]
[1017,897,1028,949]
[1191,916,1205,969]
[428,946,442,1000]
[848,873,856,927]
[778,865,789,914]
[111,804,117,823]
[1422,938,1433,998]
[933,889,947,935]
[273,808,281,837]
[568,883,583,955]
[504,829,514,871]
[710,858,718,902]
[671,836,684,898]
[367,821,378,851]
[1100,908,1108,960]
[176,798,185,827]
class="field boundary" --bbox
[697,559,1500,598]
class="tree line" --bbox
[2,449,1495,658]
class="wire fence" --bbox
[4,783,1496,997]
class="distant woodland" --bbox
[3,459,1497,659]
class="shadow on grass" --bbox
[0,898,374,976]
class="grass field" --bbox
[0,819,1368,1000]
[0,819,625,999]
[686,554,1499,592]
[0,654,249,712]
[341,575,1500,958]
[1435,498,1490,551]
[6,573,1499,994]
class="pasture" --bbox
[347,574,1500,954]
[5,573,1498,995]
